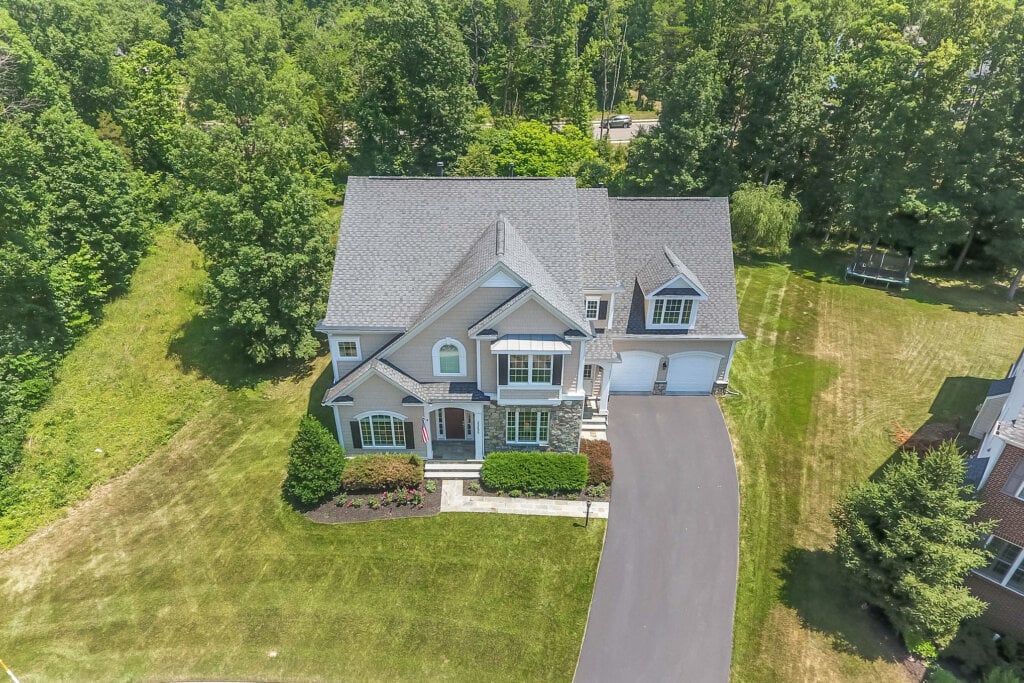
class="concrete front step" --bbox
[425,461,482,479]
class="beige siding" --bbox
[494,298,569,336]
[335,374,427,456]
[613,338,735,382]
[329,332,397,381]
[385,286,520,382]
[480,340,498,394]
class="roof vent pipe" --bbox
[508,162,515,178]
[435,161,444,177]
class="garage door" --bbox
[666,352,721,394]
[610,351,661,393]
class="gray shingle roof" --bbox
[323,177,586,331]
[607,197,743,338]
[321,179,742,349]
[578,188,621,289]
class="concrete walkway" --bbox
[440,480,609,519]
[575,396,739,683]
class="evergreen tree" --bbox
[832,442,993,650]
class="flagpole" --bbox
[1,659,22,683]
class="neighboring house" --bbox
[967,348,1024,635]
[317,177,744,460]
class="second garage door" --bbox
[610,351,661,393]
[665,352,721,394]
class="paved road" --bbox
[575,395,739,683]
[591,118,658,143]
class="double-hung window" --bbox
[651,297,694,326]
[358,414,406,448]
[507,354,553,384]
[976,536,1024,594]
[506,409,550,444]
[585,297,600,320]
[334,337,361,360]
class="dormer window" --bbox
[648,296,697,329]
[585,297,600,320]
[432,338,467,376]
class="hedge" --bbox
[342,453,424,492]
[580,438,613,486]
[481,451,588,493]
[283,415,346,505]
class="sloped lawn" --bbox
[726,248,1024,682]
[0,234,604,682]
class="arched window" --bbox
[356,412,407,448]
[432,338,466,376]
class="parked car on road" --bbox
[604,115,632,128]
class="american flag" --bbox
[421,418,430,444]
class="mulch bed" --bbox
[304,486,442,524]
[461,478,611,502]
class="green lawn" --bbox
[0,233,604,682]
[726,247,1024,682]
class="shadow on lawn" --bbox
[167,313,318,390]
[779,547,909,664]
[739,245,1023,316]
[306,363,338,437]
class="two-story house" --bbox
[967,348,1024,636]
[318,177,744,460]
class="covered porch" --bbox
[424,404,484,461]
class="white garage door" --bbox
[610,351,661,393]
[666,352,721,394]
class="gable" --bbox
[493,297,573,336]
[482,271,524,288]
[383,285,521,379]
[650,274,708,300]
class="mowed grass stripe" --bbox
[0,234,603,682]
[728,251,1024,682]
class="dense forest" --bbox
[1,0,1023,508]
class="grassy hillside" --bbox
[0,233,604,682]
[726,248,1024,682]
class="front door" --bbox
[443,408,465,440]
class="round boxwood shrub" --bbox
[341,453,424,492]
[481,451,588,493]
[580,438,613,485]
[283,415,346,505]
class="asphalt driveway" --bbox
[575,395,739,683]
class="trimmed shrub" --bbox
[580,438,613,485]
[283,415,346,505]
[481,451,588,493]
[342,453,424,492]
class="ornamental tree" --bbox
[730,182,800,256]
[831,441,993,651]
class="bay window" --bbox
[358,413,406,448]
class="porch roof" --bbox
[490,334,572,354]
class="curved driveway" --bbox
[575,396,739,683]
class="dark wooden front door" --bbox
[443,408,465,440]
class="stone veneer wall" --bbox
[483,401,583,454]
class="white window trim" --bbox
[354,410,408,450]
[505,409,550,445]
[333,336,362,361]
[974,534,1024,595]
[506,353,554,386]
[432,338,467,377]
[1016,480,1024,501]
[585,296,600,320]
[646,296,698,330]
[583,364,593,380]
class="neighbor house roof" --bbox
[608,197,744,338]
